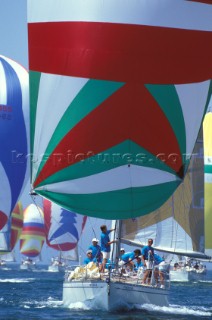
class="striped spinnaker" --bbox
[0,55,29,229]
[28,0,212,219]
[20,204,45,258]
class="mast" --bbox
[110,220,122,268]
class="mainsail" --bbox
[121,128,211,260]
[203,111,212,257]
[0,55,29,229]
[20,204,45,258]
[43,199,87,261]
[28,0,212,220]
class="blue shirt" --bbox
[105,259,115,269]
[121,252,135,262]
[154,254,164,265]
[134,260,144,271]
[88,244,101,260]
[100,230,112,252]
[142,245,154,260]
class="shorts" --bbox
[145,260,153,270]
[102,252,110,260]
[159,262,170,273]
[158,261,165,271]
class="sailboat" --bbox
[27,0,212,311]
[0,55,29,232]
[43,199,87,272]
[0,55,28,264]
[121,128,212,283]
[0,202,23,267]
[20,204,45,270]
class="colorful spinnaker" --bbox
[0,201,23,253]
[28,0,212,219]
[203,111,212,257]
[0,55,29,229]
[20,204,45,258]
[43,199,87,258]
[10,202,24,251]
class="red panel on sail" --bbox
[28,22,212,84]
[34,83,183,187]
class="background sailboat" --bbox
[0,55,29,231]
[20,204,45,270]
[28,0,212,311]
[43,199,87,271]
[0,202,23,266]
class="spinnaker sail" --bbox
[0,55,29,229]
[0,201,23,253]
[43,199,87,260]
[20,204,45,258]
[28,0,212,219]
[203,111,212,257]
[10,202,24,251]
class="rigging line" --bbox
[87,217,98,239]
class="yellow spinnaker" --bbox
[203,112,212,256]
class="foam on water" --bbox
[22,297,63,309]
[0,278,35,283]
[137,303,212,317]
[198,280,212,284]
[67,301,91,310]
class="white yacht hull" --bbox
[170,269,189,282]
[63,280,169,311]
[170,269,207,282]
[20,264,36,271]
[48,264,65,272]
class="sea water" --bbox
[0,265,211,320]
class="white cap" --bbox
[120,248,125,251]
[86,250,92,254]
[92,238,99,242]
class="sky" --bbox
[0,0,28,69]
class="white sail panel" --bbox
[28,0,212,32]
[36,165,179,194]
